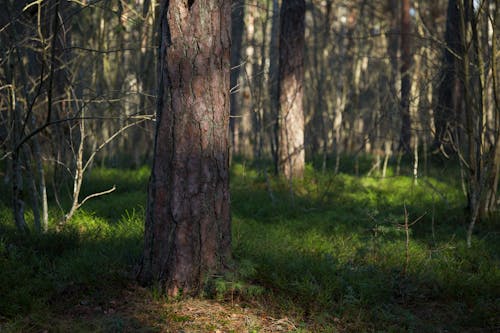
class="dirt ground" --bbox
[38,285,303,332]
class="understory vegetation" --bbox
[1,157,499,332]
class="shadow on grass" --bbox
[230,161,500,331]
[0,167,148,331]
[0,162,499,331]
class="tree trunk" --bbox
[230,0,245,158]
[277,0,305,179]
[399,0,412,153]
[432,0,463,152]
[8,68,29,233]
[269,0,280,170]
[23,146,41,232]
[383,0,398,174]
[138,0,232,296]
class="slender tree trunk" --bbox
[399,0,412,153]
[43,0,74,204]
[239,4,256,158]
[37,149,49,232]
[383,0,399,175]
[61,115,84,225]
[132,0,156,167]
[138,0,232,296]
[432,0,463,152]
[230,0,245,158]
[312,2,332,173]
[409,4,427,184]
[484,5,500,215]
[269,0,280,169]
[8,74,29,233]
[23,147,42,232]
[459,0,484,247]
[310,6,322,158]
[12,149,28,233]
[277,0,305,179]
[251,0,271,160]
[471,0,499,219]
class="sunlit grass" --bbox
[231,161,499,331]
[0,160,499,331]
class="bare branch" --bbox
[82,119,147,172]
[77,185,116,209]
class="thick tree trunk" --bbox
[138,0,232,296]
[277,0,305,179]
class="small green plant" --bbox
[203,260,264,302]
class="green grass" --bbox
[0,159,499,332]
[0,167,148,331]
[230,160,499,331]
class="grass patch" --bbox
[230,160,499,331]
[0,160,499,332]
[0,169,146,330]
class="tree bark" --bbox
[138,0,232,296]
[277,0,305,179]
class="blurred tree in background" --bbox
[0,0,498,242]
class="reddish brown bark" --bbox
[138,0,232,296]
[277,0,306,179]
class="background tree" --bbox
[0,0,156,233]
[455,0,500,246]
[1,0,497,245]
[277,0,306,179]
[230,0,246,157]
[432,0,464,152]
[400,0,413,153]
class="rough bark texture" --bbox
[138,0,232,296]
[399,0,412,153]
[277,0,305,179]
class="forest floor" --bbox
[1,157,499,332]
[5,283,299,332]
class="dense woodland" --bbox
[0,0,499,331]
